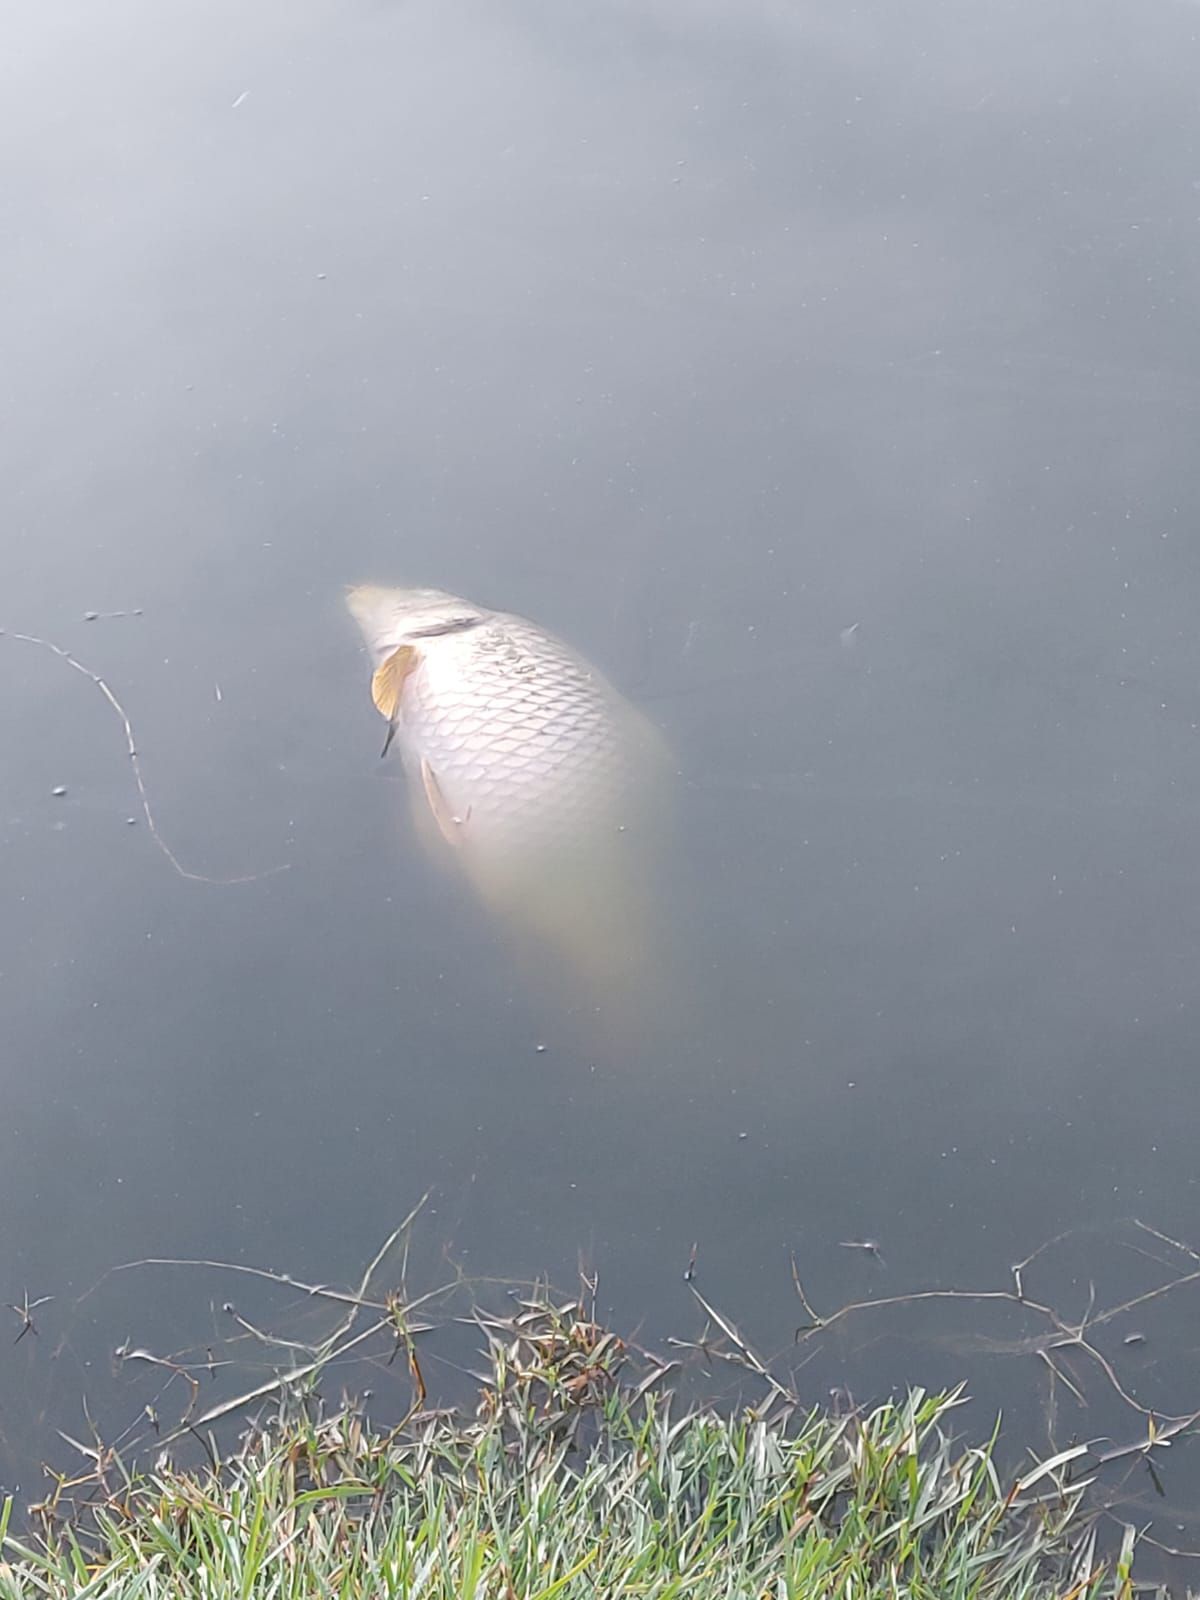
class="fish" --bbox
[346,584,674,1019]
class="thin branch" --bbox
[684,1278,795,1407]
[2,626,289,885]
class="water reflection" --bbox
[3,0,1200,1572]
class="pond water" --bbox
[5,0,1200,1569]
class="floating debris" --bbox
[839,1238,885,1264]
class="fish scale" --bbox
[347,584,659,854]
[346,582,671,1012]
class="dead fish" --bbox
[346,584,673,1012]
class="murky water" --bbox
[5,0,1200,1569]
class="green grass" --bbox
[0,1294,1135,1599]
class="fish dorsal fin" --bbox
[370,644,419,757]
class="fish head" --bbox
[345,584,488,666]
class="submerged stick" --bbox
[1,626,289,885]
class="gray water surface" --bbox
[4,0,1200,1564]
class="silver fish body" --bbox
[347,584,671,1010]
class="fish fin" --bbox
[370,645,418,757]
[420,757,465,848]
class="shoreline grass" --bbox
[0,1294,1137,1599]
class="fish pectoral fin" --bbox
[371,644,418,718]
[420,757,466,847]
[370,645,419,757]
